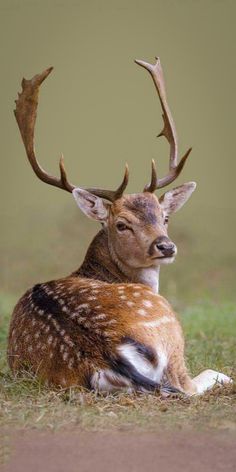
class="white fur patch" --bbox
[93,313,106,320]
[138,315,172,328]
[117,343,167,383]
[77,303,89,310]
[137,309,147,316]
[126,301,135,307]
[142,300,153,308]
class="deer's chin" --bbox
[152,255,176,266]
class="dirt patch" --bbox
[1,429,236,472]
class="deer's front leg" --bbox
[165,321,232,395]
[191,369,232,394]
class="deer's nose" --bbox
[151,236,177,257]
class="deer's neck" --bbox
[74,229,160,293]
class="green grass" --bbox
[0,293,236,432]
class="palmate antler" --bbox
[14,67,129,202]
[135,57,192,192]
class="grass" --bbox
[0,293,236,432]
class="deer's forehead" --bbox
[112,194,163,224]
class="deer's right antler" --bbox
[135,57,192,192]
[14,68,129,201]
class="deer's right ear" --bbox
[72,188,110,222]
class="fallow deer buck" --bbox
[8,57,231,395]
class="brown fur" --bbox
[7,275,197,393]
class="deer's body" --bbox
[8,277,182,391]
[7,57,232,395]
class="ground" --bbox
[0,294,236,470]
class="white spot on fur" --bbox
[60,329,65,336]
[52,319,60,331]
[49,352,53,359]
[38,309,44,315]
[94,313,106,320]
[137,309,147,316]
[126,301,135,307]
[77,303,89,310]
[118,288,125,294]
[142,300,153,308]
[28,345,33,352]
[63,351,68,361]
[45,326,50,333]
[120,295,127,300]
[138,316,171,328]
[68,358,74,369]
[35,332,40,339]
[48,335,53,345]
[133,292,141,298]
[60,344,65,352]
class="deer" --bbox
[7,57,231,396]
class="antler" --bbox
[14,68,129,201]
[135,57,192,192]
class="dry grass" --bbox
[0,294,236,432]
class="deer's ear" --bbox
[72,188,110,222]
[159,182,197,215]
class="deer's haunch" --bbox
[8,57,232,395]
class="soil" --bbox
[1,429,236,472]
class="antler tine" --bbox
[135,57,192,191]
[86,163,129,202]
[14,68,129,202]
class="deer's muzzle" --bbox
[149,236,177,258]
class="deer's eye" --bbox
[116,222,129,232]
[164,216,169,224]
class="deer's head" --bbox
[14,57,196,273]
[73,182,195,270]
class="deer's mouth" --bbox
[153,255,175,259]
[152,255,176,265]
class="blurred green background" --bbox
[0,0,235,304]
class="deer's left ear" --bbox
[159,182,197,215]
[72,188,110,222]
